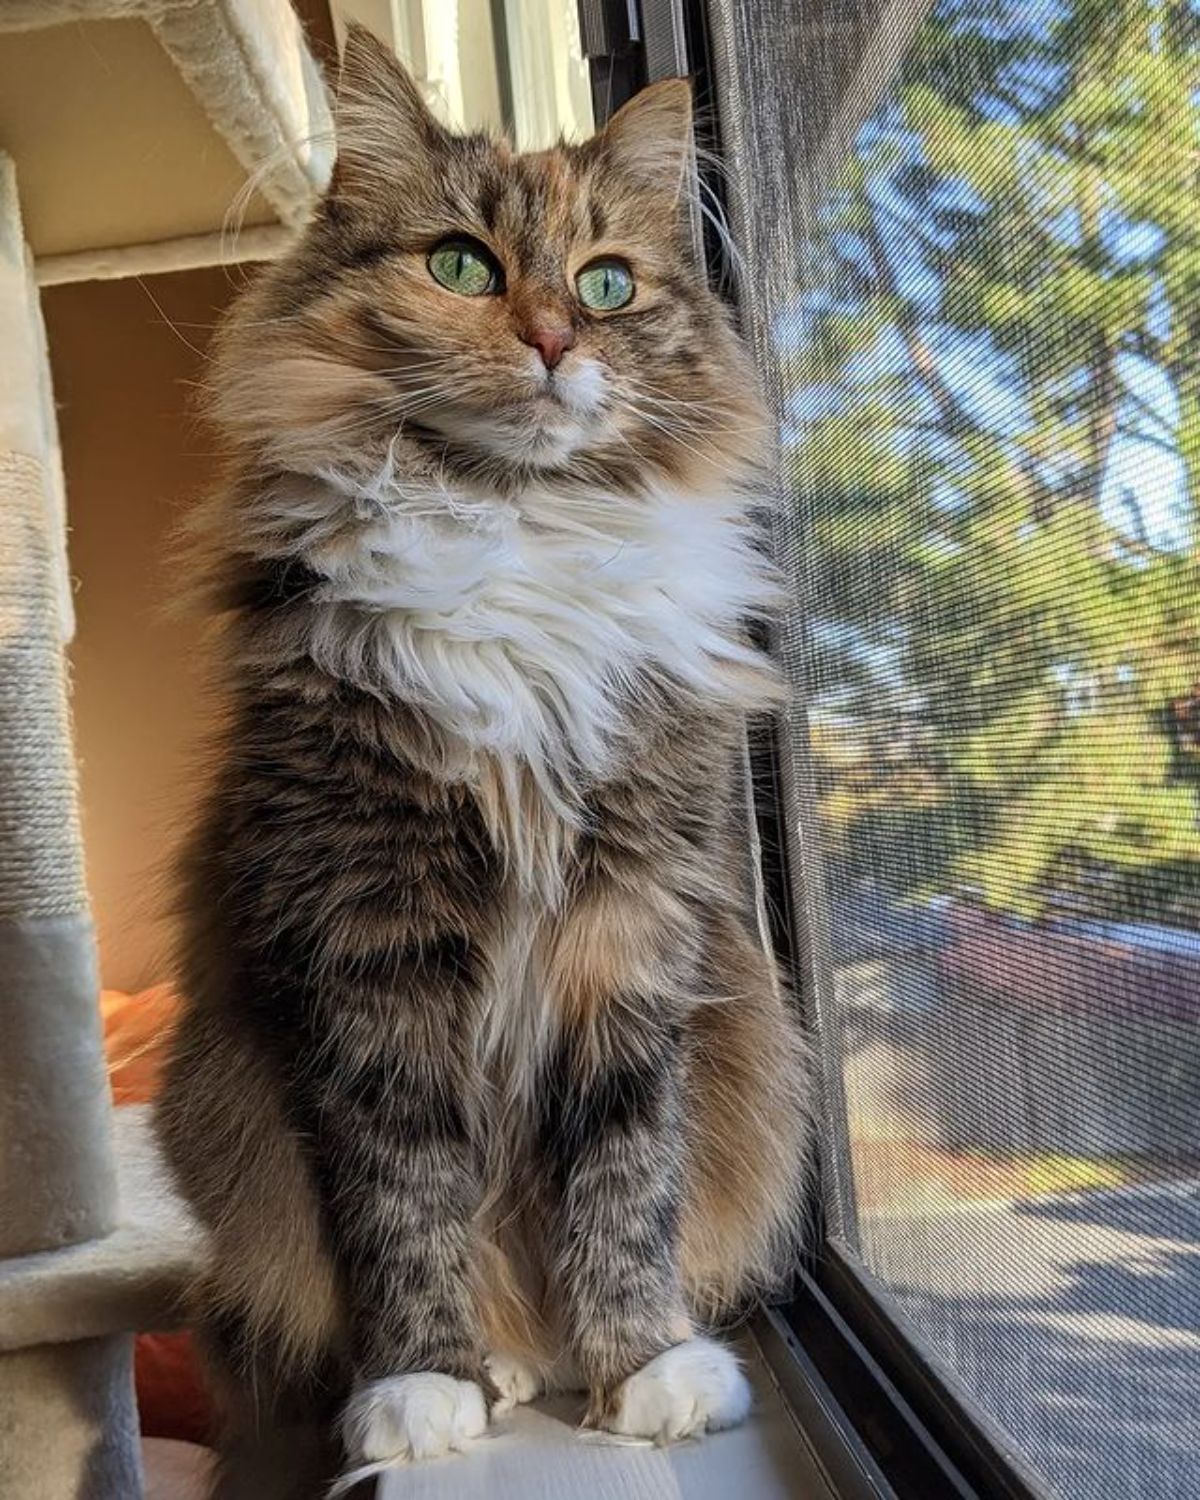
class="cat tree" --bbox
[0,3,330,1494]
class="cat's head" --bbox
[214,25,767,494]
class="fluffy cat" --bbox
[156,26,809,1498]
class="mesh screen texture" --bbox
[710,2,1200,1497]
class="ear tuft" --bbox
[596,78,693,200]
[331,24,446,205]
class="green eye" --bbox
[576,259,635,311]
[428,239,499,296]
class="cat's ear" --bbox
[595,79,693,201]
[329,24,447,206]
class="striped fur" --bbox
[156,27,810,1496]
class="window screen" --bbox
[710,3,1200,1497]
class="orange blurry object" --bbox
[100,983,180,1105]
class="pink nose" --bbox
[522,322,576,370]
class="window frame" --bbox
[639,0,1069,1494]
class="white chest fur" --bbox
[260,467,776,799]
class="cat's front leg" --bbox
[537,977,751,1443]
[302,956,492,1467]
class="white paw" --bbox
[606,1337,752,1444]
[484,1350,542,1416]
[341,1372,488,1463]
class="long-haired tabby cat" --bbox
[157,25,809,1497]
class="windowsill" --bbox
[373,1331,837,1499]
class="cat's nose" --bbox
[521,322,576,370]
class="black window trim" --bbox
[577,0,650,120]
[793,1253,1049,1500]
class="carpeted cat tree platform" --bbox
[0,4,330,1494]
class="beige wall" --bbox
[43,267,247,992]
[31,0,336,993]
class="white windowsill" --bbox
[375,1334,832,1499]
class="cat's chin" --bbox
[430,410,594,470]
[494,425,590,468]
